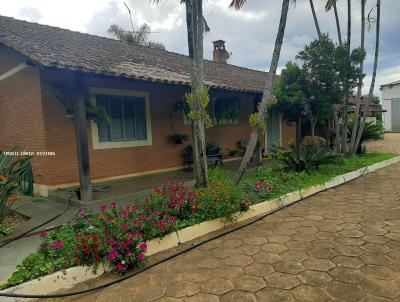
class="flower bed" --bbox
[1,152,397,289]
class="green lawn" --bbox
[238,152,398,204]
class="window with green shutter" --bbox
[96,94,147,142]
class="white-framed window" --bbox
[182,97,241,125]
[90,87,152,150]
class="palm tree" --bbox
[354,0,381,153]
[309,0,322,39]
[325,0,342,45]
[153,0,209,187]
[231,0,291,184]
[107,24,165,49]
[339,0,352,153]
[349,0,366,152]
[189,0,209,187]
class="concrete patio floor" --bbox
[45,160,400,301]
[49,158,270,207]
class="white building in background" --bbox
[381,80,400,132]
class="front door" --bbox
[391,99,400,132]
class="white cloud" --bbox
[0,0,399,85]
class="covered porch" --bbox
[48,158,271,207]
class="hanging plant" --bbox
[85,101,112,125]
[167,133,188,144]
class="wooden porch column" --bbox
[73,73,92,202]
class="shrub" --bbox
[195,169,248,222]
[0,149,32,223]
[2,180,197,289]
[281,146,344,172]
[348,120,384,153]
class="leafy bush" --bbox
[0,150,32,223]
[348,120,384,153]
[280,146,344,172]
[0,223,12,238]
[195,169,248,222]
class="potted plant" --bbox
[167,133,188,144]
[85,101,112,125]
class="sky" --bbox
[1,0,399,96]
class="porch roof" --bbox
[0,15,267,94]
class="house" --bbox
[381,80,400,132]
[0,15,295,200]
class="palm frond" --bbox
[229,0,247,10]
[325,0,337,11]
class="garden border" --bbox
[1,155,399,302]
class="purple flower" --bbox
[300,110,309,117]
[51,239,63,250]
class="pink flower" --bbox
[100,205,108,212]
[137,253,145,261]
[39,231,48,238]
[132,232,143,238]
[121,223,129,231]
[110,202,117,208]
[116,262,125,271]
[119,241,126,249]
[107,249,117,261]
[51,239,63,250]
[103,230,110,236]
[139,242,147,250]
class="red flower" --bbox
[39,231,48,238]
[100,205,108,212]
[139,242,147,250]
[103,230,110,236]
[137,253,145,261]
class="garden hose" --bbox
[0,167,370,299]
[0,192,72,249]
[2,184,111,245]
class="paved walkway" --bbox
[48,161,400,302]
[366,132,400,153]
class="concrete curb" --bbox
[1,155,399,301]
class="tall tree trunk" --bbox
[340,0,352,153]
[347,0,351,49]
[309,0,322,39]
[334,109,340,151]
[185,0,199,183]
[234,0,290,184]
[349,0,366,153]
[354,0,380,153]
[333,1,342,45]
[296,117,302,149]
[191,0,209,187]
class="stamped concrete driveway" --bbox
[51,162,400,302]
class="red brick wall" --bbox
[39,70,258,185]
[0,55,295,186]
[0,46,48,181]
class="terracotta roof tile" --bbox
[0,15,266,93]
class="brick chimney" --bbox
[213,40,230,64]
